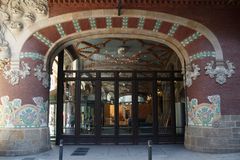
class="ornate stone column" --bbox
[0,0,50,156]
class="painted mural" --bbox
[0,96,48,128]
[187,95,221,127]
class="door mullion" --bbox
[114,72,119,144]
[56,50,64,145]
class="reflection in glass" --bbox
[101,81,115,135]
[157,81,172,135]
[80,81,95,135]
[119,81,132,135]
[138,81,153,135]
[63,81,75,135]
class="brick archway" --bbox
[19,9,222,69]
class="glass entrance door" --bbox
[56,70,184,144]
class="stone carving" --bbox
[3,61,30,85]
[187,95,221,127]
[34,64,49,88]
[0,0,48,61]
[205,60,235,85]
[185,63,200,87]
[0,23,10,59]
[0,96,48,128]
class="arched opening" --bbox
[48,36,186,144]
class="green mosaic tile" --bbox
[89,17,97,29]
[33,32,53,48]
[189,51,216,62]
[122,17,128,28]
[153,19,162,32]
[106,17,112,29]
[72,19,81,32]
[137,17,145,29]
[55,23,66,37]
[167,23,179,37]
[20,52,45,61]
[181,32,202,47]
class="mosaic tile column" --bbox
[0,56,51,156]
[184,59,240,153]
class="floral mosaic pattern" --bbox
[0,96,48,128]
[187,95,221,127]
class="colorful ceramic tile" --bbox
[20,52,45,61]
[137,17,145,29]
[33,32,53,48]
[72,19,81,32]
[153,19,162,32]
[55,23,66,37]
[106,17,112,29]
[89,17,97,30]
[181,32,202,47]
[167,23,179,37]
[122,17,128,28]
[187,95,221,127]
[189,51,216,62]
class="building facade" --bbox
[0,0,239,156]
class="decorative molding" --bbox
[0,96,48,128]
[89,17,97,30]
[20,52,45,61]
[0,24,10,59]
[153,19,162,32]
[55,23,66,37]
[0,0,48,33]
[33,32,53,48]
[167,23,179,37]
[34,64,49,88]
[106,17,112,29]
[72,19,81,32]
[185,63,200,87]
[137,17,145,30]
[189,51,216,62]
[0,58,9,71]
[187,95,221,127]
[181,32,202,47]
[2,61,30,85]
[122,16,128,29]
[205,60,235,85]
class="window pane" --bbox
[63,81,75,135]
[80,81,95,135]
[138,81,153,135]
[119,81,132,135]
[101,81,115,135]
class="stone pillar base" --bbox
[184,115,240,153]
[0,127,51,156]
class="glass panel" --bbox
[49,103,56,138]
[64,71,76,78]
[174,81,185,135]
[157,72,171,78]
[101,72,114,78]
[138,81,153,135]
[63,81,75,135]
[119,72,132,78]
[157,81,173,135]
[80,81,95,135]
[137,72,153,78]
[119,81,132,135]
[80,72,96,78]
[101,81,115,135]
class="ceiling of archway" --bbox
[72,38,181,70]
